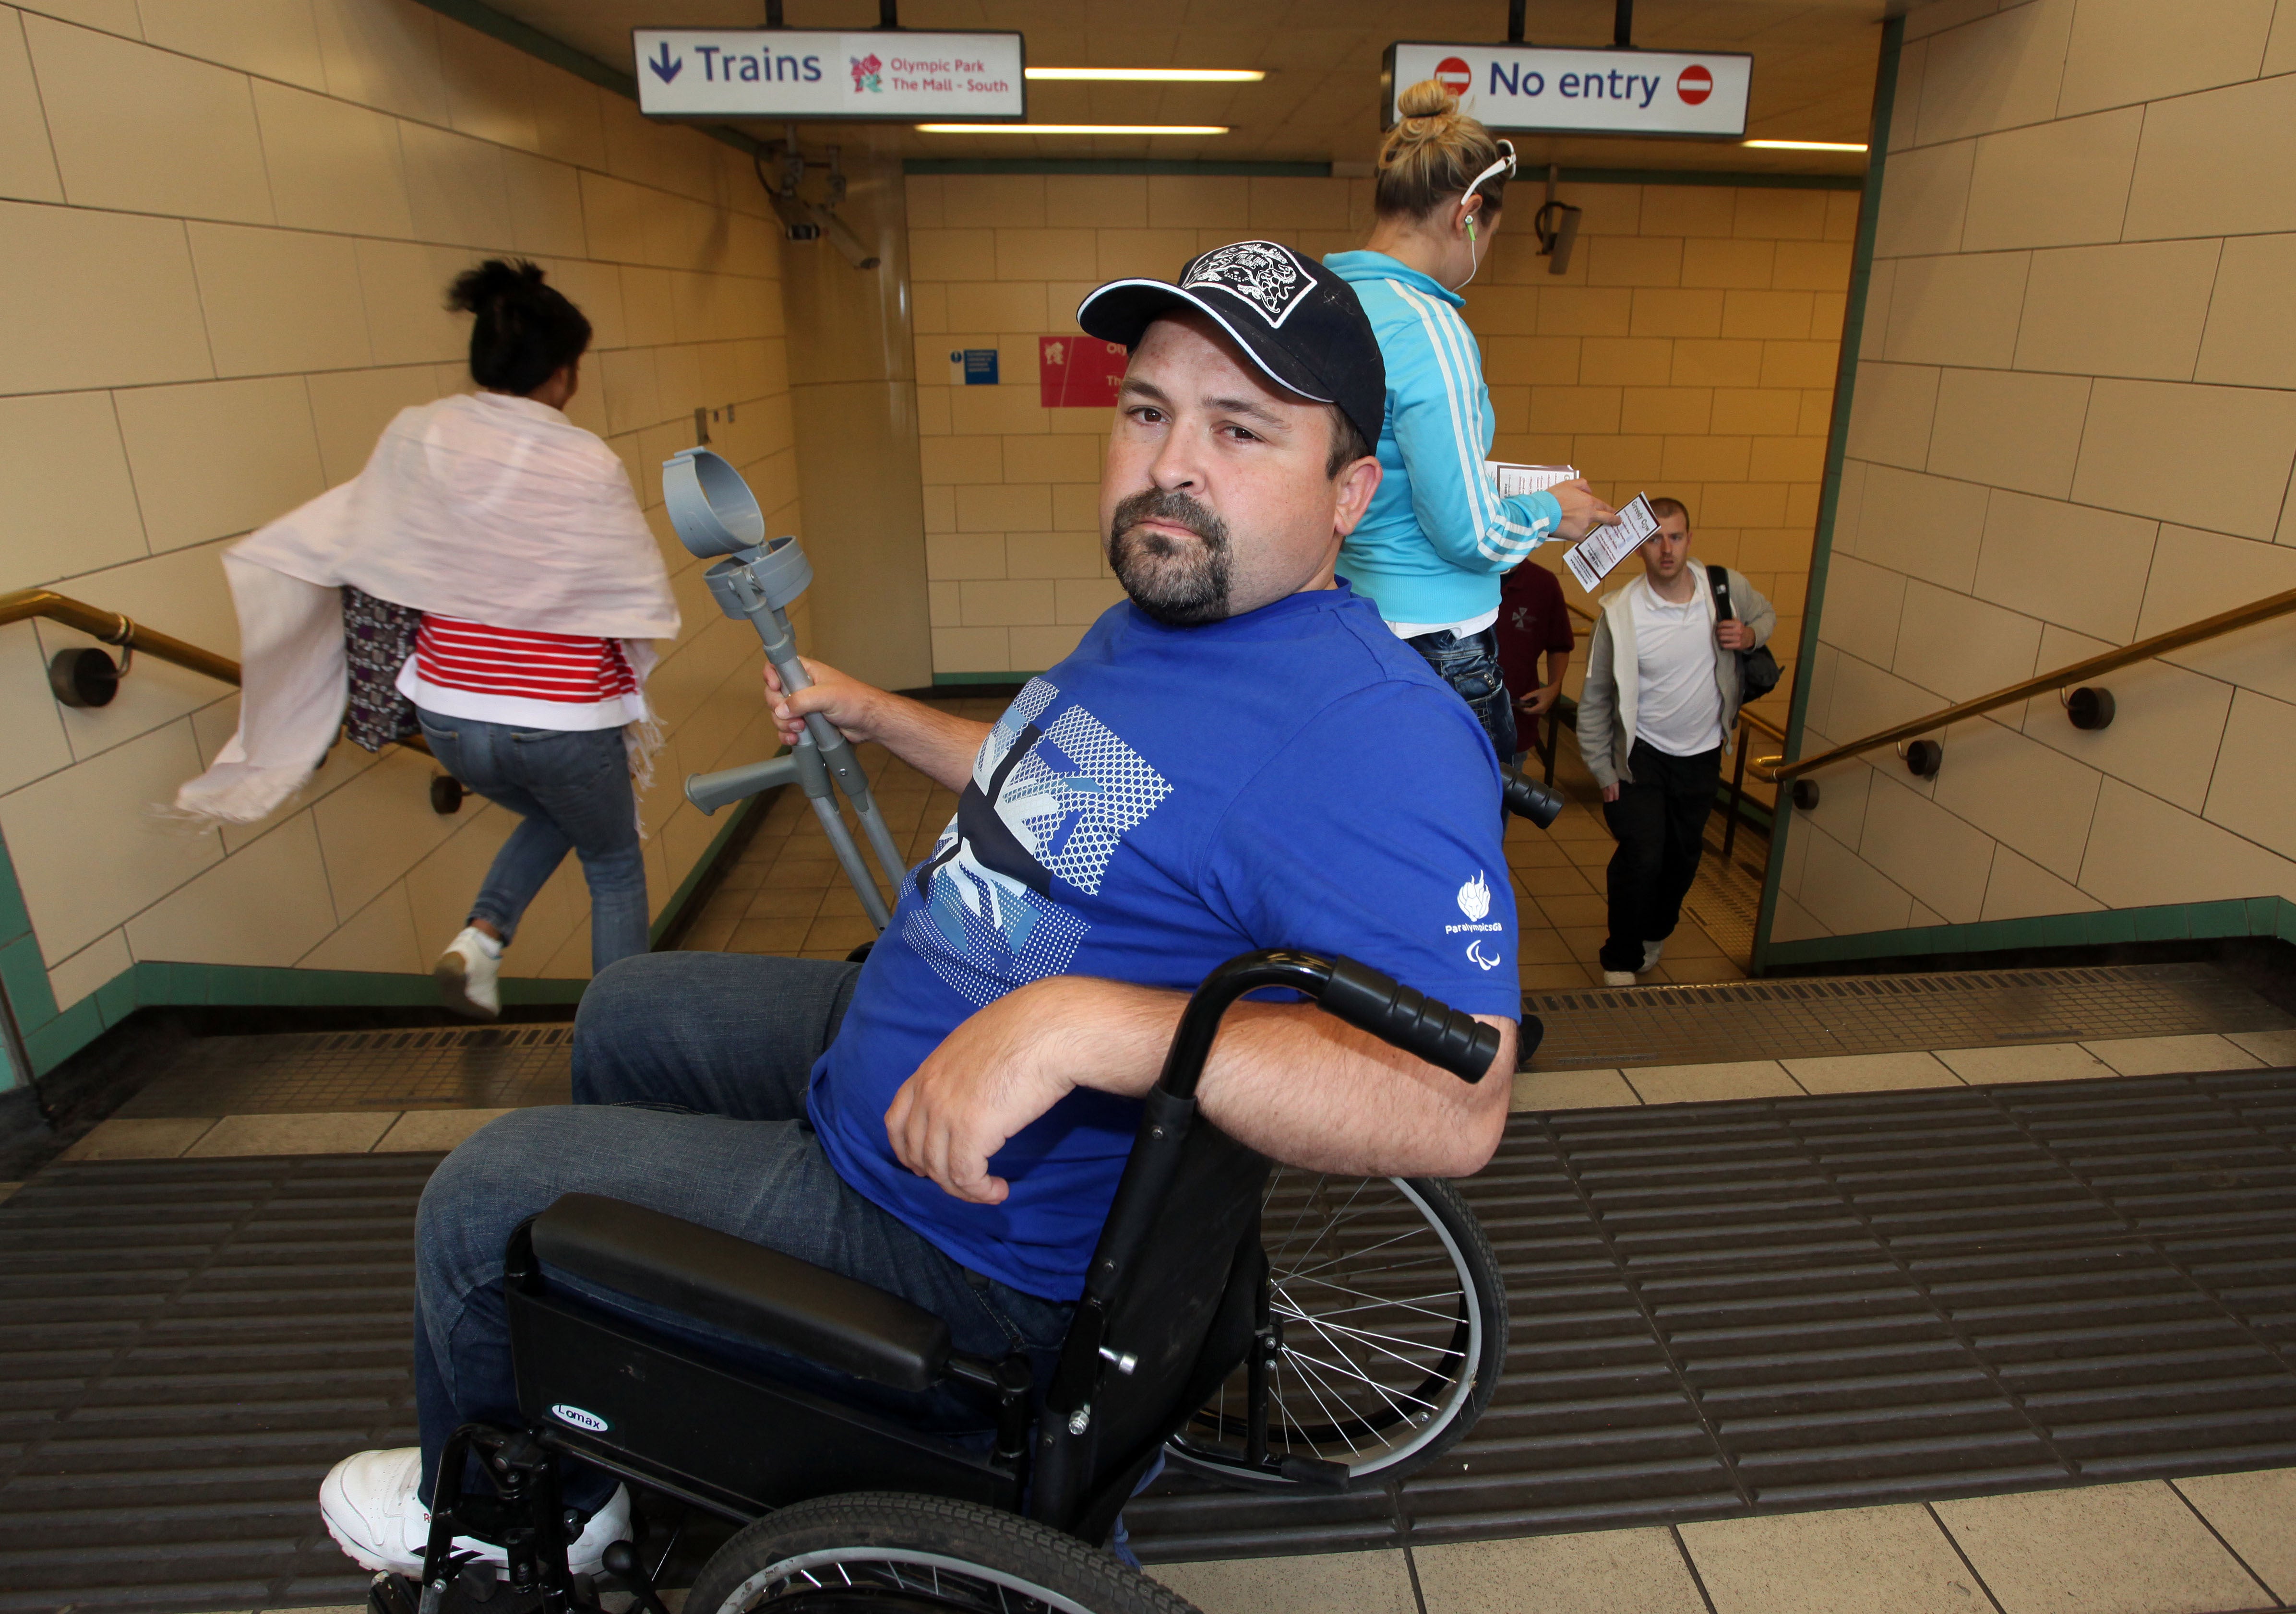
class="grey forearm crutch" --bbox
[661,448,906,932]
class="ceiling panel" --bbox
[486,0,1891,173]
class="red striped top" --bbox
[413,616,636,702]
[395,615,647,732]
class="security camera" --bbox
[807,203,882,271]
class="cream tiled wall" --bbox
[0,0,801,1048]
[1775,0,2296,946]
[903,170,1856,708]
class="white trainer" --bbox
[436,927,503,1021]
[319,1447,632,1578]
[1642,939,1664,971]
[1602,970,1638,987]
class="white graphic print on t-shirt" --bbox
[902,677,1173,1007]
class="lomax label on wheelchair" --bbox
[550,1403,610,1433]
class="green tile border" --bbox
[1763,895,2296,971]
[1750,16,1902,975]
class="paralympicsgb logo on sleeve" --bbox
[1183,242,1317,327]
[1456,871,1491,922]
[1447,869,1504,937]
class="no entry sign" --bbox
[1384,41,1751,139]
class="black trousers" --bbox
[1599,739,1721,973]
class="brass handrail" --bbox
[0,587,241,685]
[1,586,433,758]
[1754,585,2296,784]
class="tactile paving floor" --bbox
[5,1068,2294,1608]
[1527,961,2293,1070]
[99,965,2296,1124]
[116,1025,575,1118]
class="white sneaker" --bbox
[1602,970,1638,987]
[1642,939,1664,971]
[319,1447,631,1578]
[436,927,502,1021]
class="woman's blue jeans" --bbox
[414,708,649,975]
[1404,625,1518,764]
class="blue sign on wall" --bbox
[950,348,1000,385]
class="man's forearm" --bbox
[852,690,990,793]
[1037,978,1513,1179]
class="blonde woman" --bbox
[1327,79,1614,760]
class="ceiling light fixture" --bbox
[916,123,1230,136]
[1743,139,1869,152]
[1025,67,1265,83]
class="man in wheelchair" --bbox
[320,242,1525,1603]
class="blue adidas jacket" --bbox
[1327,251,1564,631]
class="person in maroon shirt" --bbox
[1495,556,1574,762]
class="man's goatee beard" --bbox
[1107,488,1232,626]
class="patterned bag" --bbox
[341,586,420,752]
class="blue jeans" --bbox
[1405,626,1518,765]
[414,708,649,974]
[411,952,1075,1512]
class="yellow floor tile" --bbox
[2172,1468,2296,1603]
[1519,930,1580,965]
[1657,925,1726,959]
[61,1116,217,1161]
[186,1112,395,1156]
[2083,1033,2267,1076]
[2227,1028,2296,1066]
[1415,1525,1706,1614]
[1649,957,1748,985]
[0,1182,23,1203]
[744,885,827,919]
[1681,1503,1986,1614]
[1782,1051,1960,1093]
[804,915,879,953]
[675,913,734,950]
[729,917,810,954]
[373,1109,513,1152]
[714,859,769,892]
[1625,1060,1802,1104]
[1512,1069,1641,1110]
[1513,863,1598,896]
[1151,1549,1417,1614]
[1536,893,1610,928]
[1520,963,1600,989]
[1934,1480,2267,1614]
[1936,1043,2114,1084]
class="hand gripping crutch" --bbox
[661,449,906,932]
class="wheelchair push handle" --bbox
[1156,949,1503,1102]
[1317,957,1502,1082]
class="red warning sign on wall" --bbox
[1040,336,1129,409]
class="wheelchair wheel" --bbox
[685,1492,1203,1613]
[1171,1173,1506,1489]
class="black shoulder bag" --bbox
[1707,564,1781,703]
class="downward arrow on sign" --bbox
[647,42,682,83]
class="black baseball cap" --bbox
[1076,241,1387,452]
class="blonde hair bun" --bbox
[1394,77,1459,123]
[1375,79,1507,221]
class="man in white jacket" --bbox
[1573,499,1775,986]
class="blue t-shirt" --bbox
[807,582,1520,1301]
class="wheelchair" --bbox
[370,949,1507,1614]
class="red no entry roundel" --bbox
[1435,56,1473,97]
[1677,64,1713,104]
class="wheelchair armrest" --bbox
[529,1193,952,1394]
